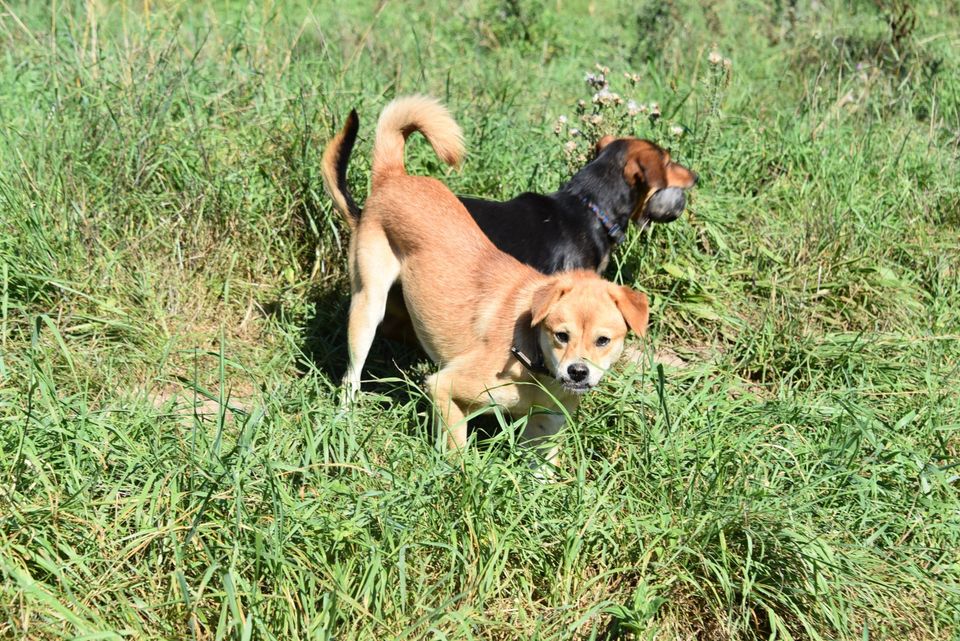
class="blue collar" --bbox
[578,196,625,244]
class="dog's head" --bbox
[530,272,649,394]
[595,136,698,225]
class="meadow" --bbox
[1,0,959,638]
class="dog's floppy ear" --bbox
[625,142,667,192]
[608,284,649,336]
[666,161,698,188]
[531,278,572,327]
[595,135,615,154]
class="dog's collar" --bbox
[511,345,551,376]
[578,195,626,245]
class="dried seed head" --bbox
[585,70,608,90]
[592,88,620,106]
[553,114,568,134]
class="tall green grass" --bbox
[1,0,958,638]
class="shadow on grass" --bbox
[290,285,420,395]
[289,284,511,443]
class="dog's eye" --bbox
[555,331,569,344]
[596,336,610,347]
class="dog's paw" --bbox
[528,451,561,482]
[338,384,359,410]
[531,463,560,483]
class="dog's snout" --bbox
[691,171,699,186]
[644,187,686,223]
[567,363,589,383]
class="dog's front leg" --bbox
[521,412,567,475]
[425,370,470,451]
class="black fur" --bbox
[461,141,650,273]
[337,110,362,222]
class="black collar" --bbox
[510,344,552,376]
[578,195,626,245]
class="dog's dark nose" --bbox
[691,171,699,186]
[567,363,589,383]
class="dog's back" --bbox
[363,97,488,259]
[366,103,533,360]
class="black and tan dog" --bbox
[323,107,698,275]
[337,96,648,460]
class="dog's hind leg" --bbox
[342,227,401,404]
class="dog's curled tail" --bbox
[372,95,464,181]
[321,109,362,225]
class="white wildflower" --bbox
[592,88,620,106]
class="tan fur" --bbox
[321,96,464,228]
[341,97,649,462]
[372,95,464,180]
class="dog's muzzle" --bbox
[642,187,687,223]
[559,362,593,394]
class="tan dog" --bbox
[333,96,649,458]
